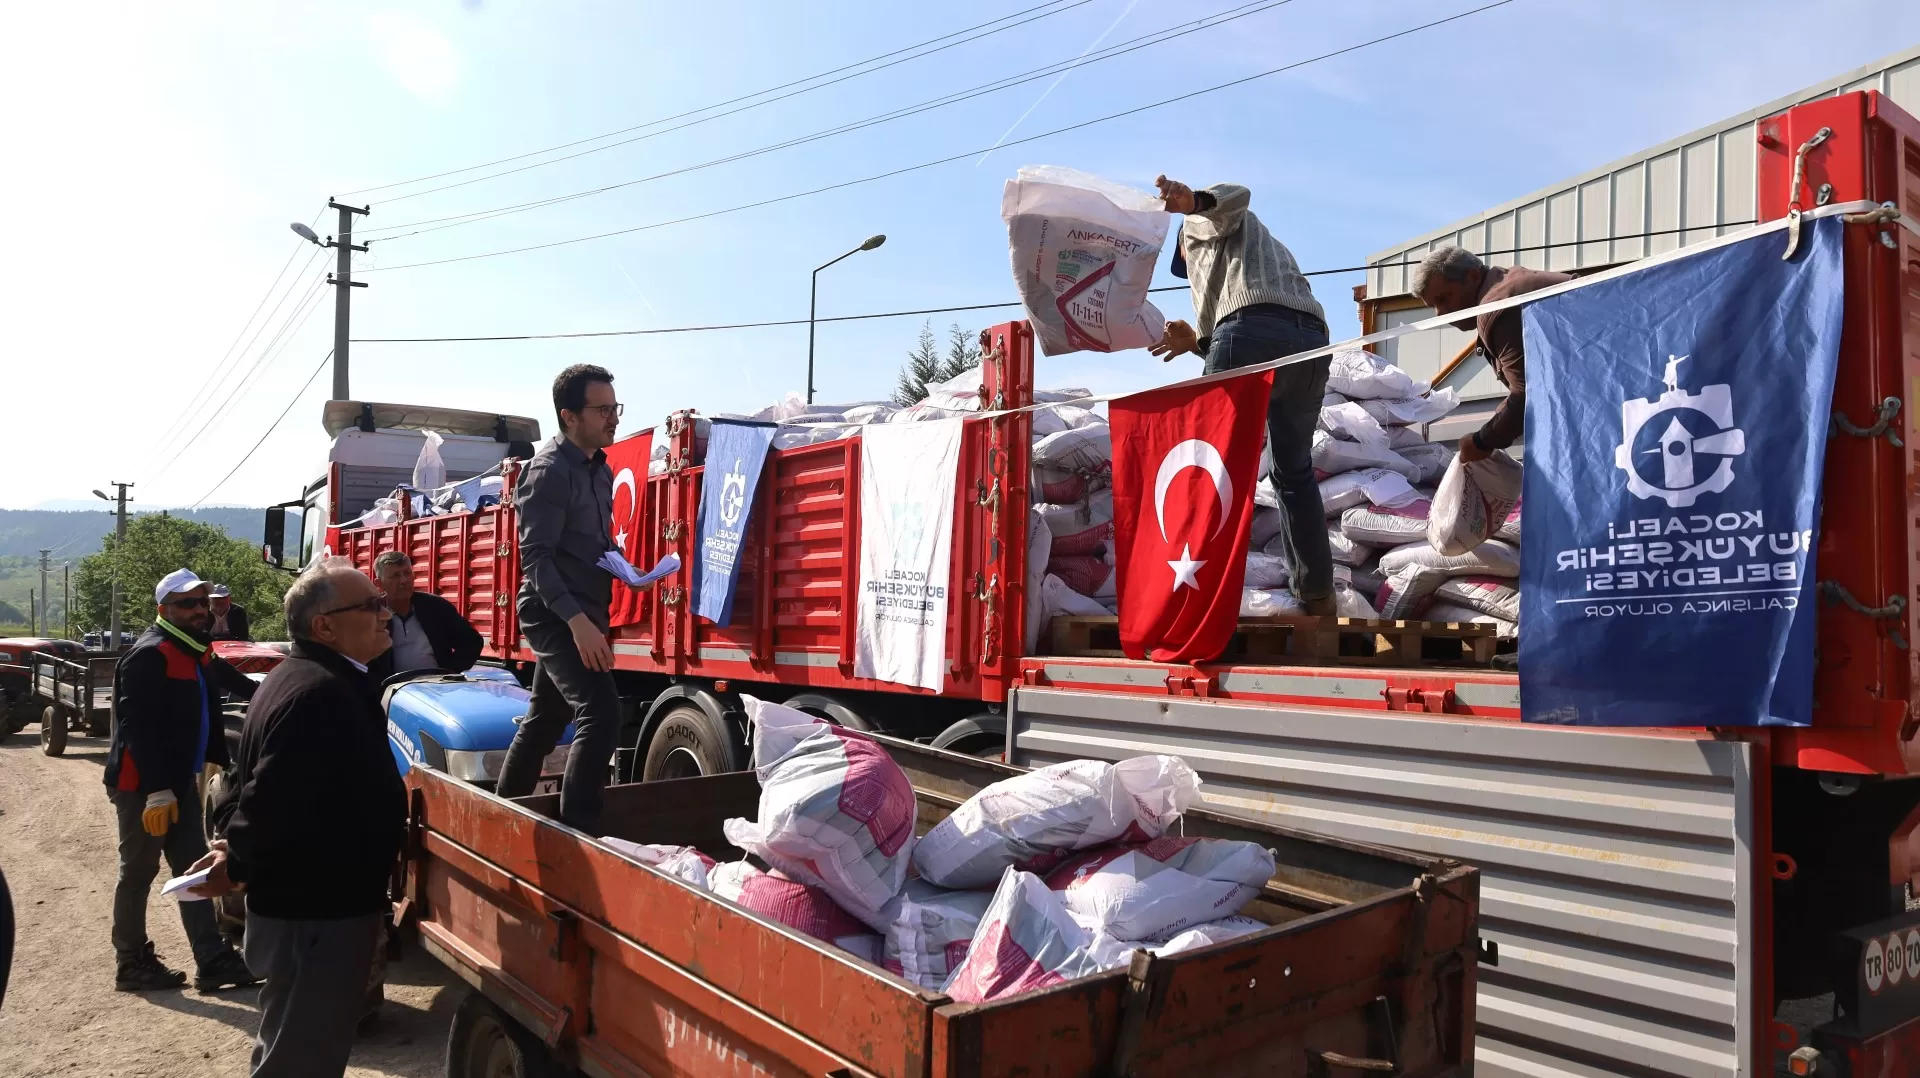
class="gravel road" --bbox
[0,726,462,1078]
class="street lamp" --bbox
[289,222,322,245]
[808,234,887,404]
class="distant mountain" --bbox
[0,507,264,560]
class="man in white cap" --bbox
[103,568,259,992]
[208,584,252,642]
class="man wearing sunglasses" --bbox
[495,363,626,832]
[194,561,404,1078]
[103,568,259,993]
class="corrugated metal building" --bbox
[1365,44,1920,446]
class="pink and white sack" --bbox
[1003,166,1168,356]
[882,879,995,990]
[1042,836,1275,941]
[709,861,882,962]
[722,698,916,927]
[600,838,717,890]
[944,869,1128,1003]
[1340,499,1432,547]
[1037,489,1115,557]
[1434,575,1520,622]
[1427,451,1523,556]
[1379,538,1520,579]
[913,756,1202,890]
[1496,497,1521,543]
[1143,914,1268,956]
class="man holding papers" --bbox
[494,364,642,832]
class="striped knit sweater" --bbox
[1180,184,1324,337]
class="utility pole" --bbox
[94,482,133,648]
[327,200,370,401]
[28,591,36,636]
[63,563,71,640]
[38,549,51,637]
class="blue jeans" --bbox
[1204,311,1335,603]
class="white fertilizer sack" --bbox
[1318,468,1419,516]
[1003,166,1168,356]
[1428,451,1523,556]
[1042,836,1274,941]
[1434,576,1521,623]
[1326,349,1422,400]
[600,839,717,890]
[944,869,1125,1003]
[1312,431,1418,481]
[709,861,882,960]
[882,879,995,991]
[1379,539,1520,579]
[1341,500,1433,547]
[913,756,1202,890]
[722,698,917,928]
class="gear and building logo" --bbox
[1614,355,1747,508]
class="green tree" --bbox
[893,320,980,406]
[74,514,290,640]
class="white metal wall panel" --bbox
[1010,688,1759,1078]
[1366,45,1920,402]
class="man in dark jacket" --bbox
[1410,246,1572,462]
[104,567,259,992]
[208,585,252,642]
[194,561,402,1078]
[494,364,627,832]
[367,551,484,683]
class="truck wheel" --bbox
[641,703,743,782]
[39,707,67,757]
[445,991,564,1078]
[931,715,1007,762]
[783,693,874,732]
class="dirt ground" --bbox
[0,726,463,1078]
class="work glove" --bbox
[142,790,180,837]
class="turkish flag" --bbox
[604,431,654,628]
[1111,371,1274,662]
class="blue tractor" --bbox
[382,667,575,788]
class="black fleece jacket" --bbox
[213,640,405,920]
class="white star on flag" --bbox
[1168,545,1204,591]
[614,528,629,550]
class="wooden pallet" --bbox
[1045,614,1499,667]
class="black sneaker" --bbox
[193,948,262,992]
[115,944,187,992]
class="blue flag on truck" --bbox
[1518,216,1845,727]
[695,420,778,627]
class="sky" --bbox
[3,0,1917,511]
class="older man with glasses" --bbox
[194,561,405,1078]
[103,568,259,992]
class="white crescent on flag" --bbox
[611,467,638,551]
[1153,439,1233,542]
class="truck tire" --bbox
[39,706,66,757]
[445,991,564,1078]
[641,702,742,782]
[931,714,1007,762]
[783,693,874,732]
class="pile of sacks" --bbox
[1310,349,1523,640]
[605,698,1274,1003]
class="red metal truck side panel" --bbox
[930,884,1474,1077]
[1757,91,1920,775]
[337,503,518,657]
[409,769,935,1077]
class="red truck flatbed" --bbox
[402,734,1477,1078]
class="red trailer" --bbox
[402,731,1477,1078]
[268,91,1920,1074]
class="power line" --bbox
[151,210,329,453]
[151,245,329,462]
[352,220,1725,344]
[342,0,1094,202]
[190,350,333,510]
[358,0,1297,243]
[151,275,331,480]
[360,1,1518,275]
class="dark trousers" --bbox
[1204,309,1336,603]
[110,786,227,970]
[496,615,622,832]
[243,910,381,1078]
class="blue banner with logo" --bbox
[1519,217,1845,727]
[695,420,778,627]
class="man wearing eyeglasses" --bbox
[495,363,625,832]
[193,561,403,1078]
[103,568,259,993]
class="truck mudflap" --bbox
[1818,906,1920,1062]
[1810,1009,1920,1077]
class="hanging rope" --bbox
[1830,396,1904,447]
[1818,581,1908,650]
